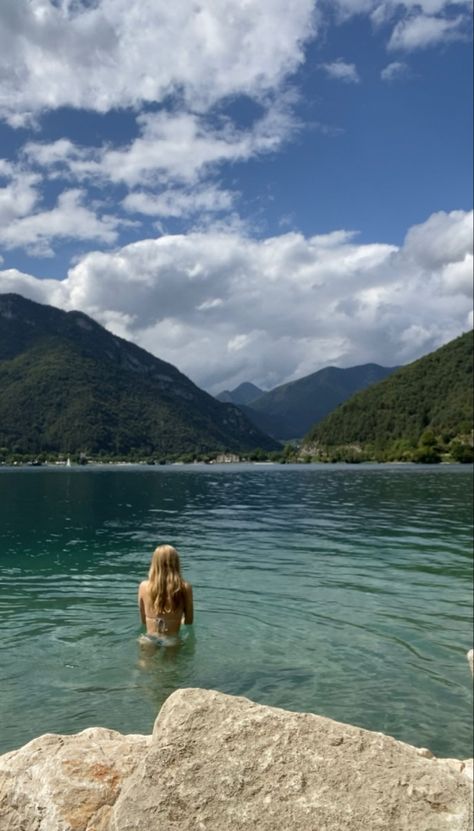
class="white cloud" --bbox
[320,59,361,83]
[0,167,40,224]
[388,13,467,50]
[101,103,298,186]
[403,209,473,268]
[18,96,298,234]
[25,97,299,189]
[0,188,122,256]
[380,61,410,81]
[0,209,471,392]
[331,1,472,51]
[0,0,468,132]
[122,186,235,219]
[0,0,316,125]
[22,139,89,174]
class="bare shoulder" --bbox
[138,580,150,596]
[182,580,193,594]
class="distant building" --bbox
[214,453,240,464]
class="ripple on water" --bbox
[0,465,472,756]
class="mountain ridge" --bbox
[303,329,473,462]
[237,363,398,440]
[0,293,279,457]
[216,382,265,405]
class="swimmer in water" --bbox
[138,544,193,646]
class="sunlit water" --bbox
[0,464,472,757]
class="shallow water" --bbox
[0,464,472,757]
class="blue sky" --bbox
[0,0,472,392]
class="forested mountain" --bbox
[244,364,397,440]
[0,294,279,458]
[304,330,473,462]
[216,382,264,405]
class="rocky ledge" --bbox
[0,688,472,831]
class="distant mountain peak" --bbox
[239,363,398,440]
[216,381,265,406]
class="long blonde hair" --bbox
[148,545,184,613]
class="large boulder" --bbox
[0,727,149,831]
[0,688,472,831]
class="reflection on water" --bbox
[0,464,472,758]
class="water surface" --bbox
[0,464,472,757]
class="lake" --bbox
[0,464,472,758]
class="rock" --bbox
[416,747,435,759]
[0,689,472,831]
[468,649,474,676]
[112,689,472,831]
[0,727,149,831]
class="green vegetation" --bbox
[0,294,279,458]
[303,330,473,463]
[240,363,397,440]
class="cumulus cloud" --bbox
[0,0,316,125]
[320,59,361,83]
[0,210,471,392]
[0,0,468,131]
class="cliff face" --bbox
[0,688,472,831]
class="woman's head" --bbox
[148,544,183,612]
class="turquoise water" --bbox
[0,464,472,758]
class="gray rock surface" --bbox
[0,689,472,831]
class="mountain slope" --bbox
[304,330,473,456]
[0,294,279,456]
[216,382,265,405]
[245,364,397,440]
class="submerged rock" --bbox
[0,689,472,831]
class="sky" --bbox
[0,0,472,394]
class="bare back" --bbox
[138,579,193,637]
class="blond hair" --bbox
[148,545,184,613]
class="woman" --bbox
[138,544,193,645]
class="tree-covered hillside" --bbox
[246,363,397,439]
[304,330,473,462]
[0,294,279,458]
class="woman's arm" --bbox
[182,582,194,625]
[138,581,147,626]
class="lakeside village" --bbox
[2,435,473,468]
[1,448,299,467]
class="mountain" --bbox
[0,294,279,457]
[216,382,265,405]
[243,364,397,440]
[303,330,473,461]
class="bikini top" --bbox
[146,607,182,634]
